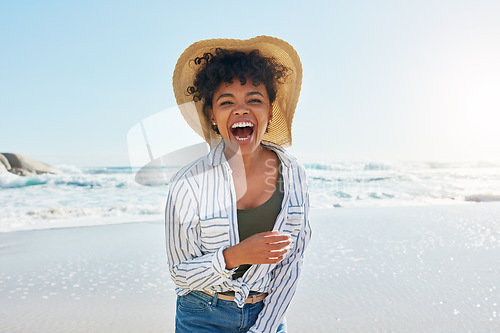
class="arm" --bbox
[249,188,312,332]
[165,177,236,290]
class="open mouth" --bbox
[230,121,254,141]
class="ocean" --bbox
[1,161,499,233]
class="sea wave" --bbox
[305,160,500,172]
[0,169,145,189]
[0,204,165,233]
[305,162,395,172]
[1,161,500,232]
[0,172,46,188]
[6,204,162,220]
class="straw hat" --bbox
[172,35,302,149]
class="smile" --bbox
[230,121,254,141]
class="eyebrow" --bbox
[215,91,264,102]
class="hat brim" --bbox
[172,35,302,149]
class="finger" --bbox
[265,234,292,243]
[267,242,291,251]
[267,238,292,247]
[266,255,285,264]
[257,230,279,237]
[268,248,289,256]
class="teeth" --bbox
[231,122,254,128]
[235,135,251,141]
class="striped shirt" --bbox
[165,140,312,332]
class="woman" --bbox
[166,36,311,333]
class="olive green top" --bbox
[232,160,284,280]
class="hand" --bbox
[223,231,291,269]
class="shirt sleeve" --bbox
[249,168,312,332]
[165,176,236,291]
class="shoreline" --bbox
[1,200,498,234]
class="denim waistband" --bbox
[219,290,261,296]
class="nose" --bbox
[233,104,249,115]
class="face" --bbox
[210,79,272,156]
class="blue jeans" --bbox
[176,290,287,333]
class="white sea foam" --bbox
[1,161,499,232]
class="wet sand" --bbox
[1,203,499,332]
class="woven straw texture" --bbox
[172,35,302,149]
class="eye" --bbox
[248,98,262,104]
[220,100,233,106]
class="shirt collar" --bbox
[207,140,292,168]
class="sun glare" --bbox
[464,84,500,138]
[429,35,500,161]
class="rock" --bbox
[1,153,61,176]
[465,194,500,202]
[0,153,11,170]
[9,167,36,176]
[0,161,8,174]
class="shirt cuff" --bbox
[213,245,238,278]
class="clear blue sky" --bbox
[1,0,499,166]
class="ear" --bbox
[209,108,215,124]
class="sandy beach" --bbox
[1,203,499,332]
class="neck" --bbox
[223,142,266,175]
